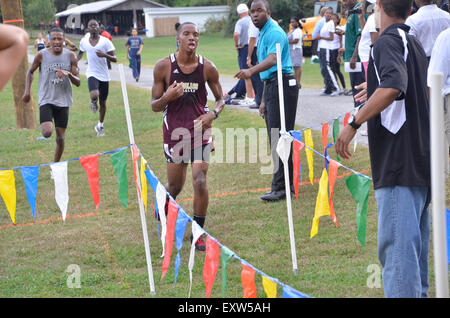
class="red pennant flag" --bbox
[344,113,351,127]
[241,263,257,298]
[79,153,100,209]
[293,140,305,200]
[161,199,179,280]
[328,159,340,227]
[203,237,220,298]
[131,145,141,198]
[322,123,329,153]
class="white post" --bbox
[276,43,298,275]
[118,63,156,295]
[429,72,449,298]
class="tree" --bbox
[23,0,56,28]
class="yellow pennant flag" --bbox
[304,129,314,184]
[262,276,277,298]
[0,170,16,224]
[140,157,148,214]
[310,168,330,238]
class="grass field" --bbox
[1,33,447,298]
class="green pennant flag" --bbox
[345,174,371,247]
[333,118,341,162]
[111,148,128,209]
[221,246,234,298]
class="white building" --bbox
[143,5,230,38]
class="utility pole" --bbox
[0,0,36,129]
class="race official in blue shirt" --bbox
[235,0,299,202]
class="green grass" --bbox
[58,33,350,89]
[0,61,444,298]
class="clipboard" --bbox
[344,62,362,73]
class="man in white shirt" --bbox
[317,8,340,95]
[77,19,117,137]
[405,0,450,60]
[246,21,263,109]
[428,27,450,174]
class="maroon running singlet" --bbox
[163,53,212,162]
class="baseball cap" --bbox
[237,3,249,14]
[366,0,376,3]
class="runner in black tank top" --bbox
[151,22,225,251]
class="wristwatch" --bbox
[348,114,361,130]
[213,109,219,119]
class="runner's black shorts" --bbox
[164,142,213,164]
[39,104,69,129]
[88,76,109,101]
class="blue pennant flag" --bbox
[324,143,335,171]
[20,166,39,220]
[174,207,191,285]
[145,170,161,238]
[282,285,310,298]
[290,130,303,142]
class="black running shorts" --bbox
[39,104,69,129]
[88,76,109,101]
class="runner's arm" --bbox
[68,51,80,87]
[205,60,225,116]
[0,24,29,92]
[22,52,42,102]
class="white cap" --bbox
[366,0,376,4]
[237,3,249,14]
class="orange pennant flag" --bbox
[79,153,100,209]
[161,199,179,280]
[328,159,340,227]
[322,123,329,153]
[131,145,141,198]
[344,113,351,127]
[203,237,220,298]
[293,140,305,200]
[241,263,257,298]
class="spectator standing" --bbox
[336,0,431,298]
[358,0,379,78]
[126,28,144,82]
[332,14,347,94]
[287,17,304,89]
[343,0,367,107]
[247,20,263,109]
[312,7,328,91]
[317,8,341,96]
[234,3,255,106]
[405,0,450,61]
[235,0,299,202]
[428,27,450,175]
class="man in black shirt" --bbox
[335,0,431,298]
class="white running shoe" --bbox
[330,90,343,97]
[239,98,256,107]
[95,124,105,137]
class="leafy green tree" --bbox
[23,0,56,28]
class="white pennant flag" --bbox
[276,134,293,165]
[50,162,69,221]
[188,221,204,298]
[156,182,167,257]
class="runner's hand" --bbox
[55,69,69,79]
[96,50,107,58]
[165,80,184,102]
[194,112,215,131]
[22,92,31,103]
[354,82,367,103]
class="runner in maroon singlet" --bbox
[151,22,225,251]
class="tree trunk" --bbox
[0,0,37,129]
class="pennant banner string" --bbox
[286,132,372,181]
[0,144,133,171]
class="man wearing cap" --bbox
[235,0,299,202]
[230,3,255,106]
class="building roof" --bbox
[143,5,230,16]
[55,0,167,17]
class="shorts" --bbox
[238,45,249,70]
[88,77,109,101]
[39,104,69,128]
[164,143,212,164]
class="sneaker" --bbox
[343,89,352,96]
[95,124,104,137]
[239,98,256,107]
[330,90,342,97]
[135,77,139,82]
[223,93,233,102]
[190,234,206,252]
[90,100,98,113]
[320,92,332,96]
